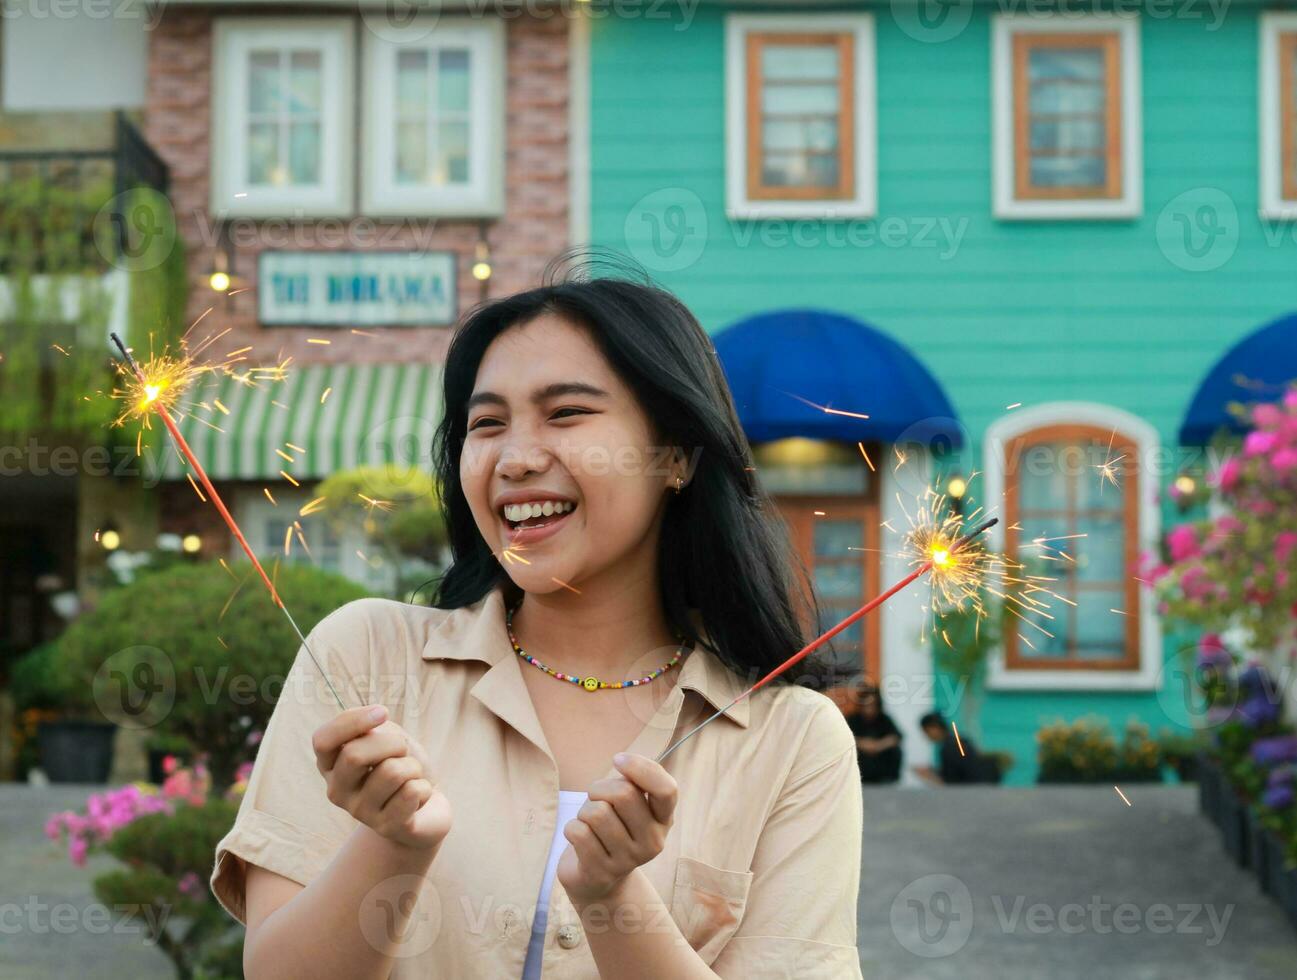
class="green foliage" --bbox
[1036,715,1164,783]
[316,465,446,556]
[95,799,242,979]
[0,175,188,446]
[51,559,370,792]
[10,639,90,714]
[931,593,1002,685]
[1150,392,1297,651]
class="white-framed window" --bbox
[982,403,1161,692]
[210,17,355,217]
[1260,13,1297,219]
[362,17,505,217]
[237,489,395,595]
[991,13,1142,220]
[724,13,876,220]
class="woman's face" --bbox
[459,313,682,594]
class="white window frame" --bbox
[210,17,355,217]
[982,402,1162,691]
[991,12,1142,220]
[1260,13,1297,219]
[236,488,395,595]
[724,12,876,220]
[361,16,506,218]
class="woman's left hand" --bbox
[556,753,678,908]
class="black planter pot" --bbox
[1218,787,1251,868]
[1172,755,1199,783]
[1265,832,1297,930]
[1197,753,1221,827]
[36,720,116,784]
[1248,809,1272,895]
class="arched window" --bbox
[984,404,1160,689]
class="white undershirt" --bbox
[521,790,589,980]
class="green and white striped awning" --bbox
[159,363,444,481]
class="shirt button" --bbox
[556,924,582,949]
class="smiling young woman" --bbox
[212,255,866,980]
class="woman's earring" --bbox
[674,476,683,495]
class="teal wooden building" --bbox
[575,2,1297,782]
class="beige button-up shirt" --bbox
[212,585,865,978]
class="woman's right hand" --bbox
[312,705,452,852]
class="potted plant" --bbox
[11,639,117,784]
[1114,721,1163,783]
[145,732,193,786]
[45,759,253,977]
[51,559,369,794]
[1036,716,1118,784]
[1158,728,1205,783]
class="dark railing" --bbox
[0,110,171,273]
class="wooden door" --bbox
[777,494,881,685]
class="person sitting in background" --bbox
[913,711,1000,785]
[843,684,902,784]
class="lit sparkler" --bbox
[655,517,998,764]
[108,332,351,710]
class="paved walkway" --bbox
[3,784,1294,978]
[860,785,1297,979]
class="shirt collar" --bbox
[421,584,751,729]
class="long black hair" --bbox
[428,249,844,692]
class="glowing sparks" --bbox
[320,387,332,404]
[1096,429,1125,491]
[108,330,291,440]
[551,577,582,594]
[857,442,875,472]
[280,470,300,487]
[263,487,277,506]
[895,480,1057,644]
[1005,402,1022,410]
[1114,785,1132,807]
[778,389,870,421]
[186,473,207,502]
[358,493,393,513]
[952,722,966,757]
[299,496,327,517]
[307,337,332,345]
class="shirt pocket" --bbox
[670,855,754,965]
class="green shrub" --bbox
[52,560,370,792]
[94,799,242,979]
[11,639,90,714]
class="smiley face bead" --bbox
[582,676,600,692]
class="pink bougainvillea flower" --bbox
[1213,457,1242,492]
[1271,447,1297,472]
[1284,389,1297,409]
[1253,403,1283,428]
[1277,532,1297,566]
[1167,524,1201,563]
[1245,430,1279,457]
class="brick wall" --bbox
[144,8,572,368]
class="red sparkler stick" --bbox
[655,517,998,763]
[110,333,350,710]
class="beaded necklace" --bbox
[505,601,690,692]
